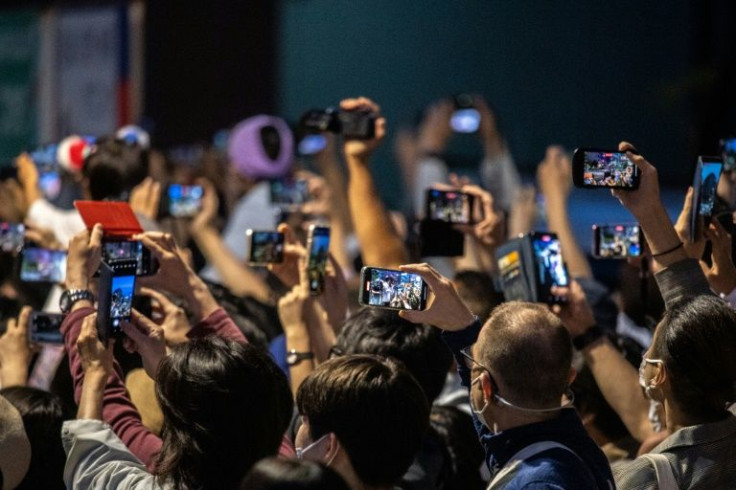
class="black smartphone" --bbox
[166,184,203,218]
[246,230,285,265]
[29,312,64,344]
[572,148,640,189]
[690,156,724,242]
[450,94,480,133]
[97,259,137,344]
[0,222,25,253]
[306,225,330,295]
[358,266,429,311]
[530,232,569,303]
[19,246,67,283]
[270,179,310,207]
[101,240,158,276]
[592,224,642,259]
[29,144,62,200]
[425,188,476,224]
[720,137,736,172]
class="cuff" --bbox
[440,317,483,354]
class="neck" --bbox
[494,407,560,432]
[664,397,728,434]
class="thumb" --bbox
[398,309,427,325]
[121,322,147,345]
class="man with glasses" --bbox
[399,263,614,489]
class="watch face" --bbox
[60,292,71,313]
[286,352,297,365]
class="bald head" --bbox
[0,395,31,489]
[476,302,573,409]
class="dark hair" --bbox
[83,137,149,200]
[239,458,349,490]
[0,387,70,490]
[429,406,485,490]
[480,302,572,408]
[154,337,293,490]
[453,270,504,322]
[336,308,452,403]
[296,355,429,487]
[651,295,736,421]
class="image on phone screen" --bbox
[109,275,135,331]
[0,223,25,253]
[426,189,473,224]
[30,312,64,344]
[168,184,203,217]
[20,248,67,283]
[30,144,62,200]
[249,231,285,264]
[307,227,330,294]
[595,225,641,259]
[450,108,480,133]
[532,234,568,289]
[582,151,637,188]
[298,134,328,155]
[365,269,425,311]
[721,137,736,172]
[270,179,310,206]
[698,162,722,216]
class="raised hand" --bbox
[121,310,167,379]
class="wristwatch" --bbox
[59,289,95,314]
[286,350,315,367]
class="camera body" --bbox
[300,108,376,140]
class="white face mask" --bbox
[470,374,492,430]
[296,433,329,460]
[638,357,663,399]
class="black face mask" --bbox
[260,126,282,161]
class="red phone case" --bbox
[74,201,143,239]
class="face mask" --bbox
[296,433,329,460]
[470,374,492,431]
[639,358,663,399]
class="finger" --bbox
[277,222,298,246]
[399,263,445,290]
[89,224,104,249]
[398,309,428,324]
[122,335,137,354]
[618,141,638,153]
[130,309,160,335]
[16,306,32,333]
[80,313,97,339]
[121,322,148,345]
[139,287,177,313]
[137,234,168,260]
[6,318,16,333]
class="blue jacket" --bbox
[442,321,615,490]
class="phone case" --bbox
[75,201,143,239]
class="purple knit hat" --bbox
[228,115,294,179]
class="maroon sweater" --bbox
[62,306,295,471]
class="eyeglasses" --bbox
[459,346,501,394]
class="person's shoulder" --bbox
[510,449,598,488]
[612,456,657,489]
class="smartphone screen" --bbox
[450,108,480,133]
[721,137,736,172]
[0,223,25,253]
[270,179,310,207]
[307,226,330,295]
[697,159,723,217]
[426,189,474,224]
[168,184,203,218]
[593,224,642,259]
[29,312,64,344]
[109,274,135,333]
[20,247,67,283]
[247,230,285,264]
[497,249,528,301]
[360,267,428,311]
[531,233,569,290]
[298,134,328,156]
[101,241,156,276]
[574,149,640,189]
[30,144,62,200]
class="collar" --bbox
[651,414,736,453]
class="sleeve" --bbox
[479,150,521,212]
[653,259,714,309]
[612,457,659,490]
[186,307,247,343]
[440,319,483,388]
[62,308,162,471]
[62,419,160,490]
[26,199,85,248]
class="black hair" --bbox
[0,387,71,490]
[239,458,349,490]
[83,137,148,201]
[429,406,485,490]
[296,355,429,488]
[453,270,504,322]
[154,337,293,490]
[336,308,452,403]
[651,295,736,421]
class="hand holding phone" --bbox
[425,189,475,224]
[572,148,640,189]
[358,266,428,311]
[689,156,724,242]
[97,259,137,344]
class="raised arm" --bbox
[343,97,408,268]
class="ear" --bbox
[325,432,341,462]
[479,371,493,402]
[567,367,577,386]
[652,362,667,388]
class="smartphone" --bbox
[246,230,285,265]
[19,246,67,283]
[690,156,724,242]
[97,259,137,344]
[298,134,328,156]
[270,179,310,207]
[167,184,203,218]
[720,137,736,172]
[29,144,62,200]
[497,248,529,302]
[425,189,475,224]
[451,94,480,133]
[101,240,158,276]
[29,312,64,344]
[572,148,640,189]
[306,225,330,295]
[530,232,569,303]
[0,223,25,253]
[358,266,429,311]
[592,224,642,259]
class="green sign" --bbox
[0,9,37,165]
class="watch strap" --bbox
[287,350,315,366]
[60,289,95,314]
[572,325,606,351]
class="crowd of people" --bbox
[0,92,734,490]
